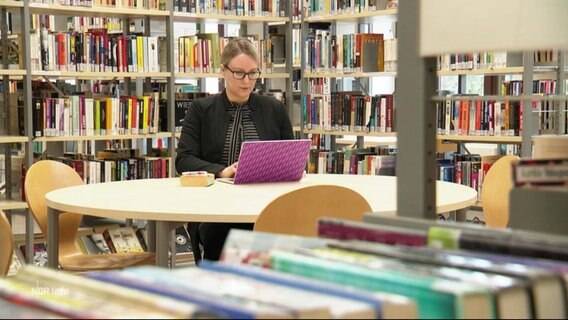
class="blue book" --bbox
[199,261,417,319]
[86,270,288,319]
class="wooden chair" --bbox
[254,185,372,237]
[24,160,154,271]
[0,210,13,277]
[481,155,520,228]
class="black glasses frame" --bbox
[224,65,262,80]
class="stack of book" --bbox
[2,215,567,319]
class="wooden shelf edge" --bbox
[0,136,28,144]
[305,8,397,22]
[0,199,28,211]
[34,132,171,142]
[174,11,288,23]
[438,135,522,144]
[29,3,168,17]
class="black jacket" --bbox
[175,90,294,175]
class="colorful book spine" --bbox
[317,217,427,246]
[269,249,490,319]
[199,261,386,318]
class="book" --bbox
[359,33,384,72]
[86,269,292,318]
[329,240,567,319]
[406,244,568,295]
[118,227,145,253]
[0,297,61,319]
[364,212,568,250]
[179,171,215,187]
[268,249,492,319]
[18,243,48,268]
[132,265,334,318]
[200,261,418,319]
[427,226,568,261]
[374,154,396,176]
[1,266,211,319]
[298,245,530,319]
[102,227,130,253]
[220,229,330,266]
[317,217,428,246]
[135,227,148,252]
[80,233,112,255]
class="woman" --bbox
[175,38,294,262]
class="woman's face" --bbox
[222,53,260,103]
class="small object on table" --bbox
[180,171,215,187]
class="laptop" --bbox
[217,139,312,185]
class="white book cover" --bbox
[85,98,94,136]
[147,36,159,72]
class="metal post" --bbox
[396,1,437,219]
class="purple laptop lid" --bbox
[233,139,312,184]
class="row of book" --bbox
[437,153,504,203]
[305,29,386,73]
[437,52,509,71]
[52,154,172,184]
[303,92,395,133]
[29,0,167,10]
[4,214,568,318]
[173,0,286,17]
[436,98,521,137]
[31,30,162,73]
[437,51,560,72]
[174,34,276,75]
[32,94,161,138]
[218,217,568,319]
[307,147,396,176]
[9,224,194,276]
[305,0,397,17]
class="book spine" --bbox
[269,250,458,319]
[199,261,383,316]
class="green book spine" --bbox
[270,250,458,319]
[427,226,461,249]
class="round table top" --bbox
[46,174,478,223]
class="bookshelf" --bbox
[300,3,398,152]
[171,1,297,140]
[1,0,297,261]
[398,0,568,225]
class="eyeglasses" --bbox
[224,65,262,80]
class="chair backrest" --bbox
[24,160,84,254]
[254,185,372,237]
[481,155,520,228]
[0,210,13,277]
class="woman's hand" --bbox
[218,162,238,178]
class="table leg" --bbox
[155,221,170,268]
[25,210,34,265]
[47,207,60,269]
[146,220,156,252]
[455,208,468,222]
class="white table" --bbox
[45,174,477,268]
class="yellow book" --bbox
[180,171,215,187]
[136,35,144,72]
[142,96,150,134]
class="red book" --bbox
[318,218,428,246]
